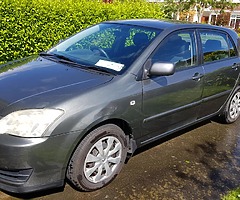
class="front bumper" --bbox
[0,132,80,193]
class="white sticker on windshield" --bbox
[95,60,124,72]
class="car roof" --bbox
[104,19,238,41]
[105,19,214,29]
[104,19,234,34]
[106,19,175,29]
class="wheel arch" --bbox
[83,118,137,159]
[86,118,132,138]
[218,85,240,122]
[65,118,137,176]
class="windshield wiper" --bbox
[39,52,55,57]
[39,52,115,75]
[39,52,75,62]
[86,66,116,75]
[58,60,115,75]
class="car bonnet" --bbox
[0,57,113,113]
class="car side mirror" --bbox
[149,62,175,76]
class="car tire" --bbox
[222,89,240,124]
[67,124,127,191]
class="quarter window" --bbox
[199,31,231,63]
[150,30,197,71]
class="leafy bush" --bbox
[222,188,240,200]
[0,0,164,64]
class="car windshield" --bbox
[48,23,162,74]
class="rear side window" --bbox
[199,31,235,63]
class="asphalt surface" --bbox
[1,118,240,200]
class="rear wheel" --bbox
[67,124,127,191]
[222,89,240,123]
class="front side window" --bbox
[199,31,230,63]
[49,23,161,74]
[150,30,197,71]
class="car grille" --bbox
[0,169,33,184]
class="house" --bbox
[147,0,240,29]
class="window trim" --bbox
[227,34,238,58]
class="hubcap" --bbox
[229,91,240,120]
[84,136,122,183]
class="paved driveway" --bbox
[1,118,240,200]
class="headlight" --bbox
[0,109,64,137]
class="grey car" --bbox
[0,19,240,193]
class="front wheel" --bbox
[67,124,127,191]
[222,89,240,123]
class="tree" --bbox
[189,0,234,23]
[164,0,234,23]
[216,12,230,26]
[212,0,235,13]
[164,0,191,20]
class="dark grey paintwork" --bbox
[0,19,240,193]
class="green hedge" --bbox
[222,188,240,200]
[0,0,164,64]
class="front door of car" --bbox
[197,30,240,118]
[141,30,204,142]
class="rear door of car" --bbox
[141,29,204,143]
[197,29,240,119]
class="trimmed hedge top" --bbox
[0,0,164,64]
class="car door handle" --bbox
[232,63,239,71]
[192,73,204,81]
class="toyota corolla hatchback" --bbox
[0,19,239,193]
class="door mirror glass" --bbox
[149,62,175,76]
